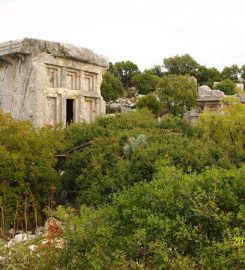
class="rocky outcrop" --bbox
[198,85,225,98]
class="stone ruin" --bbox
[186,85,225,123]
[0,38,108,127]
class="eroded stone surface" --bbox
[0,38,108,127]
[0,38,108,67]
[198,85,225,97]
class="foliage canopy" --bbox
[101,72,124,102]
[156,74,197,116]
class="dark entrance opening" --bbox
[66,99,74,124]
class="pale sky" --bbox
[0,0,244,71]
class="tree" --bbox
[198,98,245,166]
[0,112,64,228]
[108,62,117,74]
[240,65,245,83]
[215,79,237,95]
[113,61,140,88]
[131,73,160,94]
[144,65,164,77]
[195,66,222,87]
[101,73,124,102]
[156,74,197,116]
[136,93,161,114]
[56,165,245,269]
[163,54,199,76]
[221,65,241,82]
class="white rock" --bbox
[55,238,65,249]
[13,233,37,241]
[109,103,122,109]
[212,89,225,97]
[7,240,14,248]
[198,85,212,96]
[28,245,36,252]
[14,233,28,242]
[198,85,225,97]
[28,234,37,240]
[35,231,43,236]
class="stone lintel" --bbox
[0,38,109,68]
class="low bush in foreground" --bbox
[55,165,245,269]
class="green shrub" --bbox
[61,103,245,207]
[126,87,137,98]
[101,73,124,102]
[132,74,160,94]
[157,74,197,117]
[137,93,161,114]
[0,112,64,229]
[106,106,122,114]
[56,165,245,269]
[215,79,236,95]
[159,115,203,138]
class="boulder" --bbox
[13,233,37,242]
[14,233,28,242]
[109,103,122,109]
[212,90,225,97]
[198,85,224,97]
[198,85,213,96]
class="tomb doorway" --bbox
[66,99,74,124]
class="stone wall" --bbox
[0,38,108,127]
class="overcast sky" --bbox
[0,0,244,71]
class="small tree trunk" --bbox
[14,200,19,234]
[24,194,28,236]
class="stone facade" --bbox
[0,38,108,127]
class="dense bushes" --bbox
[136,93,161,114]
[156,74,197,116]
[1,101,245,269]
[198,98,245,167]
[61,104,245,206]
[131,74,160,94]
[101,73,124,102]
[0,112,64,229]
[215,79,237,95]
[56,165,245,269]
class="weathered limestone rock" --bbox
[0,38,108,127]
[6,233,38,247]
[198,85,225,97]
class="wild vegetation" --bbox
[101,54,245,103]
[0,97,244,269]
[0,54,245,269]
